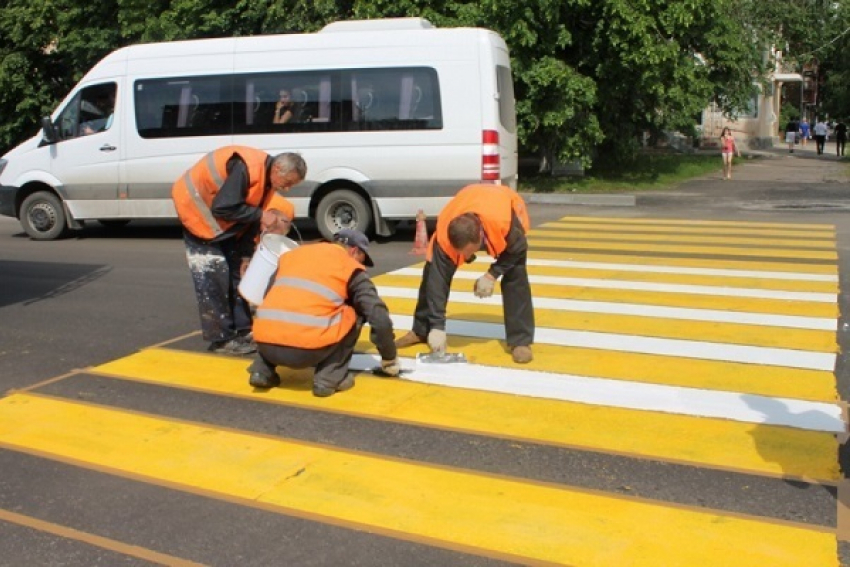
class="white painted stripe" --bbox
[386,268,835,303]
[474,255,838,282]
[350,354,845,433]
[389,315,835,371]
[377,286,836,331]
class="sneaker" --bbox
[210,338,256,356]
[249,371,280,389]
[395,331,426,348]
[511,345,533,364]
[313,375,355,398]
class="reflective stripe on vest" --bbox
[255,308,343,330]
[181,151,225,237]
[272,276,345,304]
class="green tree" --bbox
[1,0,847,166]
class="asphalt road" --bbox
[1,146,849,565]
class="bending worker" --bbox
[172,146,306,356]
[395,184,535,363]
[248,229,401,397]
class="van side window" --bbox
[233,67,441,135]
[236,72,332,134]
[135,77,232,138]
[134,67,442,138]
[343,68,441,131]
[55,83,117,140]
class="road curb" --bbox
[520,192,637,207]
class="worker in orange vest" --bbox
[249,229,400,396]
[172,146,306,356]
[395,184,535,363]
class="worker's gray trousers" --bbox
[249,320,362,389]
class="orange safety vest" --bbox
[171,145,270,239]
[253,243,361,349]
[427,184,530,266]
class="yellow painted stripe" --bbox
[91,348,840,480]
[0,394,835,567]
[523,250,838,275]
[529,229,836,250]
[452,263,838,293]
[547,216,835,230]
[535,223,835,238]
[382,296,836,352]
[375,275,838,318]
[0,508,205,567]
[527,237,838,260]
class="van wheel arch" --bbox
[18,185,69,240]
[311,182,374,241]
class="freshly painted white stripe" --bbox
[389,315,835,371]
[350,354,845,433]
[385,268,835,303]
[474,256,838,282]
[377,286,836,331]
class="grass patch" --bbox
[519,153,723,193]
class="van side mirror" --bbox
[41,117,58,144]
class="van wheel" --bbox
[315,190,372,241]
[20,191,68,240]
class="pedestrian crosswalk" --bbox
[0,215,843,565]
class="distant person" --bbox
[813,119,829,155]
[248,229,400,397]
[835,120,847,157]
[395,184,535,364]
[273,89,294,124]
[171,146,306,355]
[719,127,741,180]
[784,118,800,153]
[799,118,811,147]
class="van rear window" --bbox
[496,65,516,134]
[134,67,442,138]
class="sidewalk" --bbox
[521,142,849,207]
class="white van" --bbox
[0,18,517,240]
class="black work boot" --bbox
[249,371,281,389]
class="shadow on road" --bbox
[0,260,111,307]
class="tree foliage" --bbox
[0,0,847,166]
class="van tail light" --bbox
[481,129,500,182]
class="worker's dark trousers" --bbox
[183,230,252,343]
[411,244,535,348]
[250,320,362,389]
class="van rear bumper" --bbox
[0,185,19,218]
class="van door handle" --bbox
[99,144,117,152]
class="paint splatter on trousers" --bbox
[183,231,252,343]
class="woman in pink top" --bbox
[720,127,741,180]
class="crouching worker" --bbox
[248,229,401,397]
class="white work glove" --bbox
[474,273,496,298]
[380,358,401,377]
[428,329,447,354]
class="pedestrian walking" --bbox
[799,118,811,147]
[172,146,306,355]
[784,118,800,153]
[395,184,535,364]
[835,120,847,157]
[248,229,400,397]
[719,128,741,180]
[813,119,829,155]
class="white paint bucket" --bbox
[238,233,298,305]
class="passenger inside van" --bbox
[272,89,294,124]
